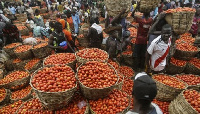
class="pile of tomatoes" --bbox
[44,53,76,66]
[176,43,198,52]
[11,86,32,100]
[176,74,200,86]
[0,88,6,102]
[4,43,21,49]
[78,61,118,88]
[122,51,133,55]
[31,65,76,92]
[119,66,134,78]
[189,58,200,69]
[153,99,170,114]
[0,71,29,86]
[13,58,22,64]
[108,59,120,70]
[18,98,53,113]
[76,48,108,62]
[33,42,48,49]
[153,74,186,89]
[122,78,134,95]
[24,58,40,70]
[0,100,23,113]
[170,57,187,67]
[15,45,32,53]
[89,90,129,114]
[184,90,200,113]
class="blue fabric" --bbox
[9,7,16,14]
[72,14,80,34]
[166,3,171,10]
[121,18,126,30]
[153,7,158,19]
[33,26,41,37]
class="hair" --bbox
[54,22,62,30]
[56,14,61,18]
[90,18,95,25]
[162,24,171,31]
[35,9,40,14]
[49,21,55,28]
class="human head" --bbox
[123,30,130,38]
[143,12,150,18]
[161,24,172,42]
[56,14,61,19]
[72,10,76,16]
[54,22,63,33]
[89,18,95,25]
[35,9,40,16]
[132,74,157,109]
[65,10,72,18]
[49,21,55,28]
[185,3,192,8]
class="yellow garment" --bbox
[133,4,137,10]
[87,9,90,14]
[66,22,71,32]
[35,15,41,18]
[51,28,54,32]
[58,5,64,12]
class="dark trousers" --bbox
[132,44,147,71]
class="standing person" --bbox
[34,9,45,27]
[9,3,16,15]
[190,8,200,37]
[71,9,80,35]
[58,2,64,13]
[126,72,163,114]
[2,22,22,46]
[146,24,172,74]
[90,4,99,24]
[132,3,153,72]
[17,3,25,14]
[48,22,75,53]
[26,13,35,32]
[87,18,103,48]
[65,10,74,31]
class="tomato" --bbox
[0,100,23,113]
[15,45,32,53]
[170,57,187,67]
[184,90,200,113]
[119,66,134,78]
[11,86,32,100]
[24,58,40,70]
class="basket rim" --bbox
[32,43,48,50]
[175,73,200,86]
[30,65,77,94]
[3,43,22,50]
[76,61,119,90]
[10,87,32,101]
[43,53,76,66]
[13,45,33,54]
[170,60,187,68]
[24,59,41,71]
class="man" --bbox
[132,3,153,72]
[34,9,45,27]
[90,4,99,24]
[146,24,172,74]
[87,18,103,48]
[126,72,163,114]
[2,22,22,46]
[72,9,80,35]
[48,22,74,53]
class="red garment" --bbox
[135,17,153,44]
[190,17,200,35]
[158,4,164,14]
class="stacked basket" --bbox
[139,0,160,13]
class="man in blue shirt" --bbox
[72,10,80,35]
[9,3,16,15]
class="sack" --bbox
[23,38,37,45]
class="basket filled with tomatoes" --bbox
[185,58,200,75]
[55,93,89,114]
[32,42,52,59]
[17,25,29,36]
[152,99,170,114]
[113,71,124,90]
[3,43,22,58]
[30,65,77,110]
[10,85,33,102]
[76,61,119,100]
[121,50,133,66]
[166,57,187,74]
[43,53,76,70]
[16,98,53,113]
[75,48,109,63]
[77,34,89,47]
[169,89,200,114]
[89,89,130,114]
[0,100,23,113]
[14,45,33,60]
[24,58,42,73]
[119,66,135,79]
[139,0,160,13]
[0,88,11,106]
[153,74,188,102]
[165,7,196,34]
[176,74,200,91]
[174,43,199,60]
[0,71,30,90]
[13,58,30,70]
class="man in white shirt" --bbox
[146,24,172,74]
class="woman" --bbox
[190,8,200,37]
[48,22,74,53]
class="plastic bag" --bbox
[23,37,37,45]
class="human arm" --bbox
[131,1,140,18]
[48,34,62,49]
[146,41,155,73]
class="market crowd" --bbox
[0,0,200,114]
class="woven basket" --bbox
[30,66,77,110]
[14,45,33,60]
[77,37,89,45]
[32,44,52,59]
[10,89,33,103]
[173,48,199,61]
[0,89,11,106]
[75,48,109,64]
[19,27,29,36]
[169,90,199,114]
[1,70,30,90]
[3,43,22,58]
[121,54,133,66]
[0,69,3,79]
[26,60,42,73]
[139,0,160,13]
[43,54,77,70]
[13,60,30,70]
[153,75,188,102]
[104,0,132,17]
[89,91,131,114]
[113,73,124,90]
[4,59,14,71]
[184,62,200,75]
[166,62,186,75]
[76,63,119,100]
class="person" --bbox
[26,13,35,31]
[17,3,25,14]
[132,2,153,72]
[48,22,74,53]
[126,72,163,114]
[65,10,74,31]
[146,24,172,74]
[2,22,22,46]
[9,3,16,15]
[90,4,99,24]
[34,9,45,27]
[71,9,80,35]
[25,4,34,16]
[0,22,5,48]
[58,2,63,13]
[87,18,103,48]
[190,8,200,37]
[171,0,181,9]
[164,0,171,10]
[158,2,164,14]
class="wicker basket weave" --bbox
[169,90,199,114]
[104,0,132,17]
[0,89,11,106]
[166,62,186,75]
[76,62,119,100]
[153,75,188,102]
[184,62,200,75]
[14,45,33,60]
[173,48,199,61]
[10,89,33,103]
[30,66,77,110]
[32,44,52,59]
[139,0,160,13]
[3,43,22,58]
